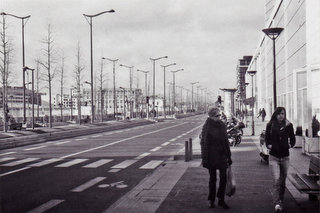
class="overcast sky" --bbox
[1,0,265,100]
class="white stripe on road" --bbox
[134,153,150,160]
[71,177,106,192]
[150,146,161,152]
[0,167,31,177]
[83,159,113,168]
[161,142,170,146]
[139,160,164,169]
[169,139,176,142]
[55,159,88,168]
[55,140,71,145]
[111,160,138,169]
[24,145,47,151]
[92,135,102,138]
[108,169,121,173]
[0,152,16,156]
[0,157,16,163]
[75,138,87,141]
[26,199,64,213]
[60,122,186,159]
[1,158,39,166]
[28,158,62,167]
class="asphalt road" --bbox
[0,115,206,213]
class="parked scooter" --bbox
[226,117,245,147]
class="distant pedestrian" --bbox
[258,108,267,122]
[265,107,295,213]
[200,107,232,209]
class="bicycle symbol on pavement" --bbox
[98,181,128,189]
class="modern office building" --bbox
[247,0,320,134]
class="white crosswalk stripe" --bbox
[1,158,39,166]
[139,160,164,169]
[28,158,62,167]
[55,159,88,168]
[0,157,16,163]
[83,159,113,168]
[111,160,138,169]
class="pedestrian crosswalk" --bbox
[0,156,166,177]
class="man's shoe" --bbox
[209,201,215,208]
[275,204,281,213]
[218,200,230,209]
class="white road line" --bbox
[0,152,16,156]
[0,167,31,177]
[71,177,106,192]
[0,157,16,163]
[28,158,62,167]
[26,199,64,213]
[60,122,186,159]
[108,169,121,173]
[92,135,102,138]
[169,139,176,142]
[24,145,47,151]
[111,160,138,169]
[150,146,161,152]
[55,159,88,168]
[55,140,71,145]
[1,158,39,166]
[75,138,87,141]
[83,159,113,168]
[139,160,164,169]
[161,142,170,146]
[134,153,150,160]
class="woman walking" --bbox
[200,108,232,209]
[265,107,295,213]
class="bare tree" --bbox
[98,59,107,122]
[34,58,41,120]
[73,42,84,125]
[0,15,14,132]
[59,54,65,122]
[38,24,57,128]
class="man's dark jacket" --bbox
[200,118,231,169]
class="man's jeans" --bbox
[269,155,289,204]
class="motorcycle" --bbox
[226,119,245,147]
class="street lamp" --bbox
[160,63,176,118]
[191,82,199,112]
[262,27,283,110]
[136,69,149,119]
[171,69,184,114]
[119,87,126,120]
[23,66,35,129]
[119,64,134,119]
[150,56,168,119]
[102,57,119,120]
[83,9,115,124]
[247,70,257,136]
[1,12,31,124]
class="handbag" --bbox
[225,166,236,197]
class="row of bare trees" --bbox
[0,18,93,131]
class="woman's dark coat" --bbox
[200,118,231,169]
[265,119,296,158]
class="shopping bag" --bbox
[225,166,236,197]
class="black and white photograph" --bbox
[0,0,319,212]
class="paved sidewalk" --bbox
[103,117,319,213]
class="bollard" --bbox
[189,138,193,160]
[185,140,190,162]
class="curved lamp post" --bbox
[160,63,176,118]
[102,57,119,120]
[120,64,134,119]
[191,82,199,112]
[83,9,115,124]
[150,56,168,119]
[262,27,283,110]
[1,12,31,124]
[247,70,257,135]
[23,66,34,129]
[171,69,184,113]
